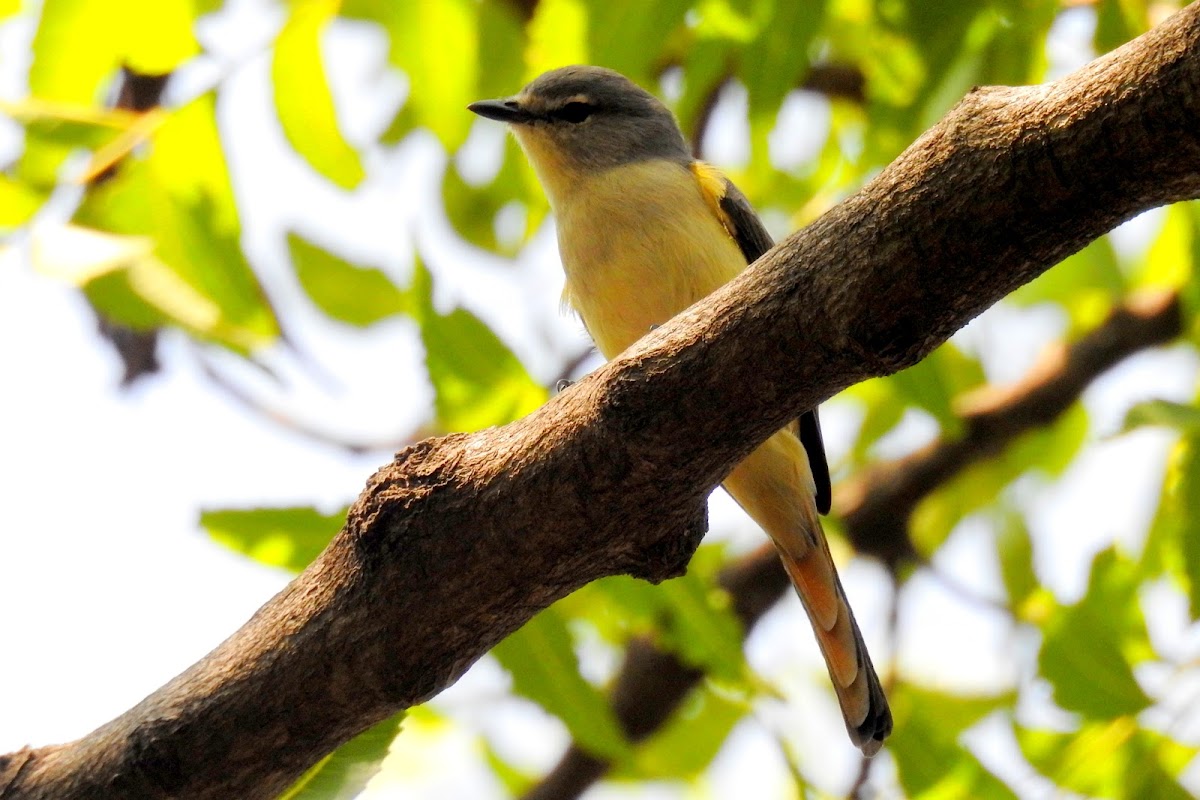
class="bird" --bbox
[469,65,891,755]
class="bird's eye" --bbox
[552,102,595,123]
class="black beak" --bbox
[468,98,536,124]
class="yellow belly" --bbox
[555,160,746,359]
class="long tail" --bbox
[723,432,892,756]
[777,534,892,755]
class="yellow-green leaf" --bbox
[279,713,404,800]
[889,341,985,436]
[526,0,589,78]
[615,686,747,780]
[1018,722,1195,800]
[30,0,122,102]
[1143,435,1200,617]
[272,0,366,189]
[0,174,45,232]
[995,510,1036,608]
[201,506,348,573]
[364,0,478,148]
[117,0,200,74]
[287,232,409,326]
[492,607,631,761]
[1038,548,1152,720]
[888,685,1018,800]
[73,94,280,351]
[1120,399,1200,435]
[412,258,547,432]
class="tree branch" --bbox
[195,353,434,456]
[838,290,1183,563]
[521,289,1183,800]
[4,5,1200,798]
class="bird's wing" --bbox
[692,163,833,515]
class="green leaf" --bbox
[30,0,122,103]
[911,403,1088,555]
[556,574,661,645]
[279,713,404,800]
[1096,0,1148,54]
[23,0,153,184]
[1011,233,1125,329]
[69,94,280,351]
[0,174,45,232]
[474,0,530,101]
[1038,547,1153,720]
[739,0,826,122]
[1120,399,1200,435]
[737,0,828,182]
[1143,436,1200,617]
[613,685,747,781]
[979,0,1054,87]
[444,137,543,254]
[914,9,1003,132]
[117,0,200,74]
[492,606,631,761]
[287,232,409,326]
[674,38,734,142]
[412,258,547,432]
[3,99,143,166]
[994,510,1036,608]
[482,740,536,797]
[888,342,986,435]
[30,224,211,335]
[1175,441,1200,620]
[526,0,589,76]
[654,570,746,682]
[354,0,478,149]
[272,0,365,189]
[1133,203,1195,294]
[1006,401,1089,479]
[586,0,693,82]
[567,546,748,681]
[28,0,197,101]
[888,685,1018,800]
[200,506,347,573]
[846,378,906,464]
[1123,731,1198,800]
[1018,722,1196,800]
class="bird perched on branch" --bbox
[470,65,891,755]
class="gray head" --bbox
[468,66,691,178]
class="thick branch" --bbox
[4,6,1200,799]
[522,290,1183,800]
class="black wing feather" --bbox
[718,179,832,515]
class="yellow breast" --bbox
[554,160,746,359]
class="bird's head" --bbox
[469,66,690,204]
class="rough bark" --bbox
[522,291,1183,800]
[4,5,1200,799]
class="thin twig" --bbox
[197,353,431,455]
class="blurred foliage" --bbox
[887,685,1018,800]
[200,506,347,573]
[280,713,405,800]
[492,604,635,762]
[3,0,1199,798]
